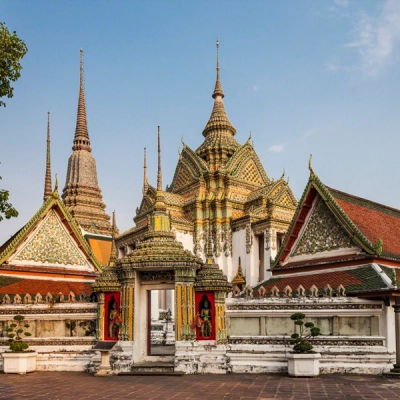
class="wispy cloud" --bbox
[268,143,285,153]
[334,0,348,7]
[252,84,258,92]
[346,0,400,76]
[300,129,316,141]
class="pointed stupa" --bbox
[196,39,240,169]
[43,112,52,202]
[231,256,246,290]
[62,50,112,236]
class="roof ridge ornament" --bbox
[52,174,59,199]
[308,153,314,175]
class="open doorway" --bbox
[147,289,175,356]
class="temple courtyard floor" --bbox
[0,372,400,400]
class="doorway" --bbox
[147,289,175,356]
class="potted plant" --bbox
[2,315,37,374]
[287,312,321,377]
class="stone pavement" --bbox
[0,372,400,400]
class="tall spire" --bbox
[73,49,91,152]
[109,211,117,266]
[197,39,239,169]
[143,147,148,194]
[157,126,162,191]
[43,112,52,202]
[213,37,224,99]
[62,50,112,236]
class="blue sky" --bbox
[1,0,400,243]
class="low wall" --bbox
[0,303,98,372]
[225,296,395,374]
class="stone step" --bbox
[118,362,183,376]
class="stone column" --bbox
[120,269,135,341]
[175,266,196,341]
[215,291,228,344]
[96,293,105,340]
[391,302,400,373]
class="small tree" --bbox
[0,174,18,222]
[290,313,321,354]
[0,22,28,107]
[6,315,31,352]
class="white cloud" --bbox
[334,0,348,7]
[253,84,258,92]
[301,129,316,141]
[268,143,285,153]
[346,0,400,76]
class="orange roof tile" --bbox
[87,237,112,266]
[330,188,400,258]
[0,278,93,296]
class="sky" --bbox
[1,0,400,244]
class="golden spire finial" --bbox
[216,37,220,81]
[43,111,52,202]
[157,126,162,192]
[212,38,224,99]
[143,147,148,194]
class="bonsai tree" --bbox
[290,313,321,353]
[6,315,32,352]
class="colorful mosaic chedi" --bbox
[15,210,88,266]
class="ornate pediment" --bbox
[291,196,356,257]
[170,145,208,193]
[138,196,154,215]
[273,186,297,208]
[11,209,90,267]
[226,143,269,187]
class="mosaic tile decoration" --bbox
[14,210,88,266]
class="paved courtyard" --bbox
[0,372,400,400]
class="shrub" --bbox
[290,313,321,354]
[6,314,31,352]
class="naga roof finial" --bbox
[157,126,162,192]
[43,111,52,202]
[52,173,59,198]
[308,153,314,174]
[143,147,148,194]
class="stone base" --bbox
[287,353,321,377]
[2,351,37,374]
[175,340,230,374]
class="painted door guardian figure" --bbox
[198,294,212,338]
[108,296,122,339]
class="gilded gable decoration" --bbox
[14,210,88,266]
[291,197,354,257]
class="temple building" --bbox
[116,40,297,288]
[0,43,399,376]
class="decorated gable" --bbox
[170,146,208,193]
[291,196,356,257]
[227,143,269,187]
[10,209,91,268]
